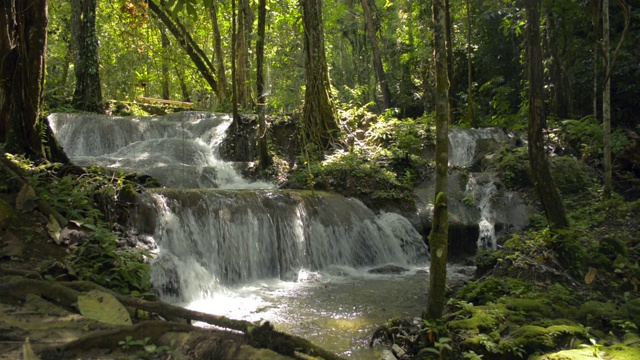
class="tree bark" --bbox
[426,0,450,321]
[232,0,239,127]
[209,2,227,102]
[301,0,339,149]
[70,0,104,113]
[360,0,391,110]
[0,0,66,162]
[525,0,568,229]
[147,0,218,97]
[445,0,454,124]
[236,0,250,107]
[466,0,475,126]
[256,0,271,169]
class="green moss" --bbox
[549,156,589,194]
[603,344,640,360]
[447,306,501,333]
[457,278,531,304]
[506,298,552,317]
[620,298,640,329]
[499,324,586,354]
[578,301,619,327]
[0,198,15,230]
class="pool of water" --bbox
[184,264,475,359]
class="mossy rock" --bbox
[448,306,502,333]
[549,156,589,194]
[620,298,640,329]
[578,301,619,327]
[499,324,586,354]
[505,298,552,318]
[457,277,531,305]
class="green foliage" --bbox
[66,227,152,296]
[561,116,630,162]
[496,146,530,189]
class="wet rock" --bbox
[368,265,409,274]
[392,343,406,357]
[379,349,397,360]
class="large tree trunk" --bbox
[147,0,218,98]
[71,0,104,113]
[209,2,227,102]
[425,0,450,322]
[256,0,271,169]
[360,0,391,110]
[0,0,65,162]
[301,0,339,149]
[525,0,568,229]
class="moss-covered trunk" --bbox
[426,0,450,321]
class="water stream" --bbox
[51,112,461,358]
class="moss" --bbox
[578,301,619,327]
[620,298,640,329]
[549,156,589,194]
[499,324,586,354]
[505,298,552,317]
[603,344,640,360]
[447,306,501,333]
[456,277,531,305]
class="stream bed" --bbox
[185,265,474,359]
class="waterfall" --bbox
[50,112,428,302]
[448,127,506,168]
[448,128,507,250]
[49,112,272,189]
[465,174,498,249]
[140,189,427,302]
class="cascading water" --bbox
[49,112,438,358]
[448,128,506,250]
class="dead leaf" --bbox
[585,267,597,285]
[16,184,37,213]
[0,231,24,258]
[77,290,132,326]
[22,337,40,360]
[47,214,61,244]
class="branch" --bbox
[603,0,631,84]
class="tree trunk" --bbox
[256,0,271,169]
[602,0,611,197]
[301,0,339,149]
[466,0,475,126]
[236,0,249,107]
[360,0,391,110]
[161,27,171,100]
[231,0,239,127]
[591,0,600,118]
[425,0,450,322]
[445,0,454,124]
[174,66,191,102]
[209,2,227,102]
[148,0,218,98]
[70,0,103,113]
[0,0,61,161]
[525,0,568,229]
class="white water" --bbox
[49,112,272,189]
[465,174,498,249]
[448,127,506,168]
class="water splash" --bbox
[465,174,498,249]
